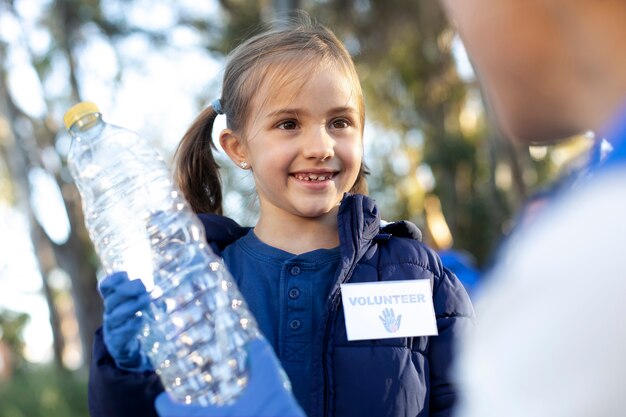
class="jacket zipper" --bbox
[322,261,359,417]
[322,290,340,416]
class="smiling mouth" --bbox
[292,172,336,181]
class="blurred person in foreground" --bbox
[439,0,626,416]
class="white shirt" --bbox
[454,166,626,417]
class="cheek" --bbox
[340,137,363,164]
[342,142,364,183]
[447,2,578,142]
[246,138,283,166]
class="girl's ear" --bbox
[219,129,248,167]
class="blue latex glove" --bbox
[154,337,306,417]
[99,271,153,372]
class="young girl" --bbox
[89,17,474,417]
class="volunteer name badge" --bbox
[340,280,438,341]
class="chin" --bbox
[296,202,340,219]
[495,99,586,145]
[503,119,586,146]
[493,91,592,146]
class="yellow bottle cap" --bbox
[63,101,100,129]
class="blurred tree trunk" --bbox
[0,54,66,369]
[51,194,103,367]
[1,0,103,368]
[272,0,301,22]
[43,0,105,367]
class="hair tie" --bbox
[211,98,223,115]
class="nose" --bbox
[303,126,335,162]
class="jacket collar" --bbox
[198,194,422,255]
[335,193,380,281]
[337,193,380,247]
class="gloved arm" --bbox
[154,337,306,417]
[99,271,153,371]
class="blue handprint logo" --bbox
[379,308,402,333]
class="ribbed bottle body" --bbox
[65,108,258,405]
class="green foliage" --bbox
[0,366,88,417]
[0,309,29,370]
[212,0,267,53]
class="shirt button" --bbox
[288,288,300,299]
[290,266,301,275]
[289,320,301,330]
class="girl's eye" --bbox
[331,118,351,129]
[277,120,298,130]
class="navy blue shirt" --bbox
[221,230,341,415]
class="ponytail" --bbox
[174,105,223,214]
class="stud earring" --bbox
[239,161,248,169]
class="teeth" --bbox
[295,173,331,181]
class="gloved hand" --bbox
[99,271,153,372]
[154,337,306,417]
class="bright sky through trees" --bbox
[0,0,222,365]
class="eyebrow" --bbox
[266,106,359,118]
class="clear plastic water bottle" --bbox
[63,101,260,405]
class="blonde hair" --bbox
[175,16,368,214]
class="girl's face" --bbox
[242,64,363,223]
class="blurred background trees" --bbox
[0,0,591,414]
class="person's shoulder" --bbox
[376,220,474,316]
[379,219,423,241]
[196,213,250,252]
[514,166,626,252]
[487,165,626,300]
[377,219,445,276]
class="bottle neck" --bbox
[69,112,104,137]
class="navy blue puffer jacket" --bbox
[88,194,474,417]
